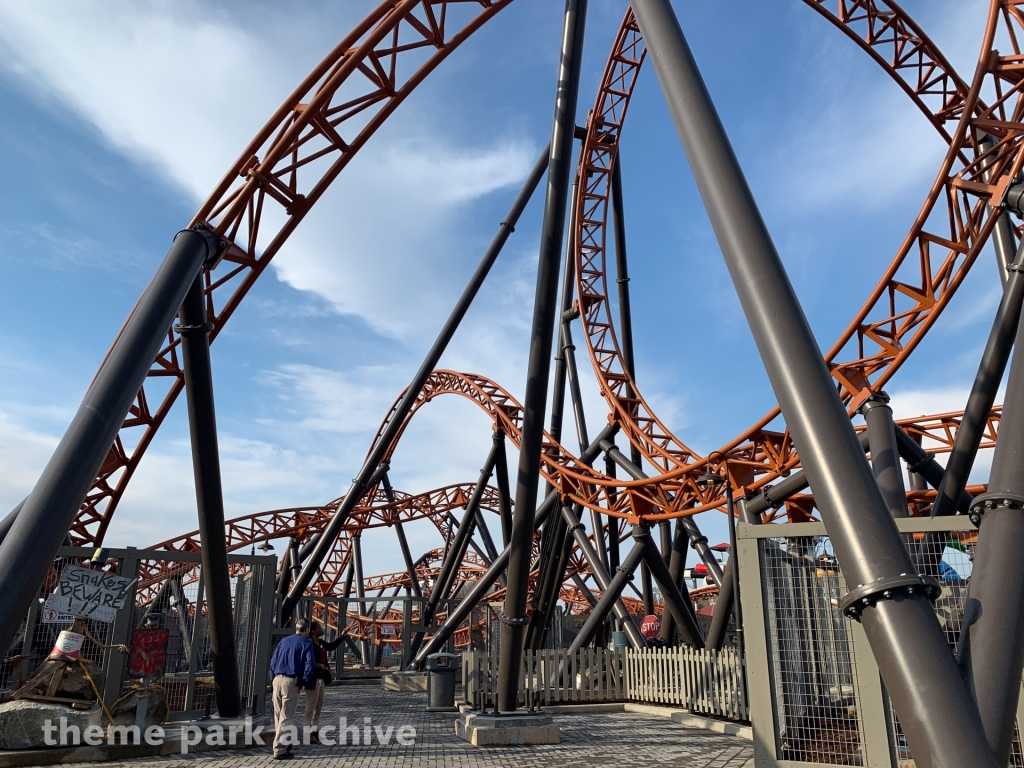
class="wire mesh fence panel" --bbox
[2,547,274,721]
[882,533,1024,767]
[760,536,866,766]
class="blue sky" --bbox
[0,0,998,577]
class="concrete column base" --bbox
[455,712,559,746]
[380,672,427,692]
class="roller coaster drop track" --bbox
[61,0,1022,603]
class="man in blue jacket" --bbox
[269,618,315,759]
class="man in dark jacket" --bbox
[303,621,346,741]
[269,618,315,759]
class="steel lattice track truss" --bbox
[53,0,1019,615]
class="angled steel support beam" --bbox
[892,427,973,513]
[413,423,617,667]
[568,532,647,652]
[933,236,1024,517]
[180,270,240,718]
[602,440,724,586]
[629,0,996,763]
[560,502,645,648]
[381,473,422,599]
[638,526,703,648]
[962,309,1024,765]
[282,143,551,621]
[433,443,500,605]
[0,227,220,657]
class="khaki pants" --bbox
[272,675,300,756]
[304,679,325,729]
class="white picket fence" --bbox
[623,646,748,721]
[461,645,748,722]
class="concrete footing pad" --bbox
[455,712,559,746]
[380,672,427,692]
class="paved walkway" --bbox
[75,684,753,767]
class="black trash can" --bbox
[425,652,459,712]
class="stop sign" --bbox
[640,614,661,639]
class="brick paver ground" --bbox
[73,684,753,767]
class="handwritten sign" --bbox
[128,629,169,678]
[44,565,136,622]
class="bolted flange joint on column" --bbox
[839,573,941,620]
[968,491,1024,526]
[189,222,228,269]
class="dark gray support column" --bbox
[0,228,219,656]
[473,507,501,574]
[603,440,724,586]
[180,270,239,717]
[610,155,643,475]
[707,493,755,651]
[640,561,655,616]
[527,506,571,649]
[629,1,997,764]
[568,534,647,652]
[341,560,355,600]
[657,517,691,643]
[493,431,514,549]
[351,533,369,665]
[381,474,422,599]
[282,145,550,621]
[571,573,598,607]
[604,457,621,573]
[639,527,703,648]
[534,513,576,649]
[497,0,587,713]
[932,236,1024,517]
[412,426,616,666]
[892,427,973,513]
[435,444,499,604]
[962,308,1024,765]
[862,395,908,518]
[560,502,645,648]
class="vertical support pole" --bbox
[932,235,1024,517]
[179,273,241,718]
[498,0,587,713]
[657,518,690,643]
[103,549,139,705]
[610,155,642,475]
[628,0,996,764]
[963,306,1024,765]
[352,533,369,666]
[604,457,621,574]
[862,394,908,518]
[0,228,217,656]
